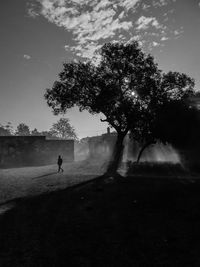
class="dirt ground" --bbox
[0,174,200,266]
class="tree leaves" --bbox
[44,40,195,146]
[49,118,77,140]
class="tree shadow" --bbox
[32,172,58,179]
[125,161,188,177]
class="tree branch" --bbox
[100,118,108,122]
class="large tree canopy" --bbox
[45,42,160,133]
[45,41,195,175]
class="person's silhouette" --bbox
[57,155,64,173]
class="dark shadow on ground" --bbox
[125,162,189,177]
[32,172,58,179]
[0,174,200,266]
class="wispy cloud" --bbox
[152,41,160,47]
[29,0,183,58]
[119,0,141,11]
[129,35,141,42]
[32,0,139,58]
[161,36,169,41]
[173,27,184,38]
[27,7,39,18]
[94,0,112,12]
[23,54,31,60]
[27,2,40,18]
[152,0,176,8]
[136,16,164,30]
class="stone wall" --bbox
[88,133,117,159]
[88,130,200,172]
[0,136,74,168]
[88,132,181,163]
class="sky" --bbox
[0,0,200,138]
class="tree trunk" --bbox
[137,141,154,163]
[105,132,126,176]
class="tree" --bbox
[152,101,199,148]
[133,101,196,163]
[49,118,77,139]
[30,128,56,138]
[31,128,41,136]
[0,122,13,136]
[39,131,55,139]
[15,123,30,136]
[45,41,161,175]
[44,41,194,175]
[0,126,10,136]
[130,72,195,162]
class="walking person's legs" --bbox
[58,164,61,173]
[58,164,64,172]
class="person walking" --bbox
[57,155,64,173]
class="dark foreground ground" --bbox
[0,173,200,266]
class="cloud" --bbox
[147,40,163,51]
[27,7,39,18]
[129,35,141,41]
[29,0,182,58]
[142,3,151,11]
[136,16,163,30]
[27,2,40,18]
[94,0,112,11]
[152,0,167,7]
[31,0,141,58]
[65,41,102,58]
[161,36,169,41]
[152,0,176,8]
[173,27,184,38]
[23,54,31,60]
[119,0,141,11]
[152,41,160,47]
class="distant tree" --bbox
[0,122,13,136]
[31,128,41,136]
[15,123,30,136]
[44,41,194,175]
[0,126,9,136]
[49,118,77,139]
[4,122,14,135]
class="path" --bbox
[0,161,104,205]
